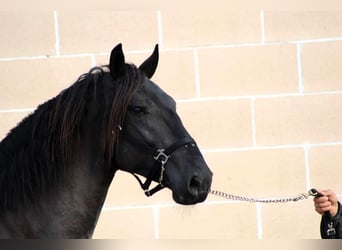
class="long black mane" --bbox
[0,63,143,210]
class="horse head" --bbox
[110,44,213,205]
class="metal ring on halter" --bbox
[153,149,170,164]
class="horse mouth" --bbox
[172,190,209,205]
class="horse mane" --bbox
[0,63,143,210]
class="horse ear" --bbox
[139,44,159,79]
[109,43,125,79]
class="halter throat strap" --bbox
[132,137,196,197]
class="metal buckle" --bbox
[153,149,169,164]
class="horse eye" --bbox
[128,106,146,115]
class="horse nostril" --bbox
[189,175,201,196]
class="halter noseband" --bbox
[130,136,197,197]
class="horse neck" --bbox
[0,122,117,238]
[44,159,116,238]
[0,156,116,239]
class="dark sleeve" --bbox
[320,202,342,239]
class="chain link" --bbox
[209,189,313,203]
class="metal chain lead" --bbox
[209,189,313,203]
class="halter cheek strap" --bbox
[132,137,197,197]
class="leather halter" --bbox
[119,128,197,197]
[132,136,197,197]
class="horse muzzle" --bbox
[171,169,213,205]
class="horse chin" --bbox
[172,191,208,205]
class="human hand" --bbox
[313,189,339,217]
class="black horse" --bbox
[0,44,212,238]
